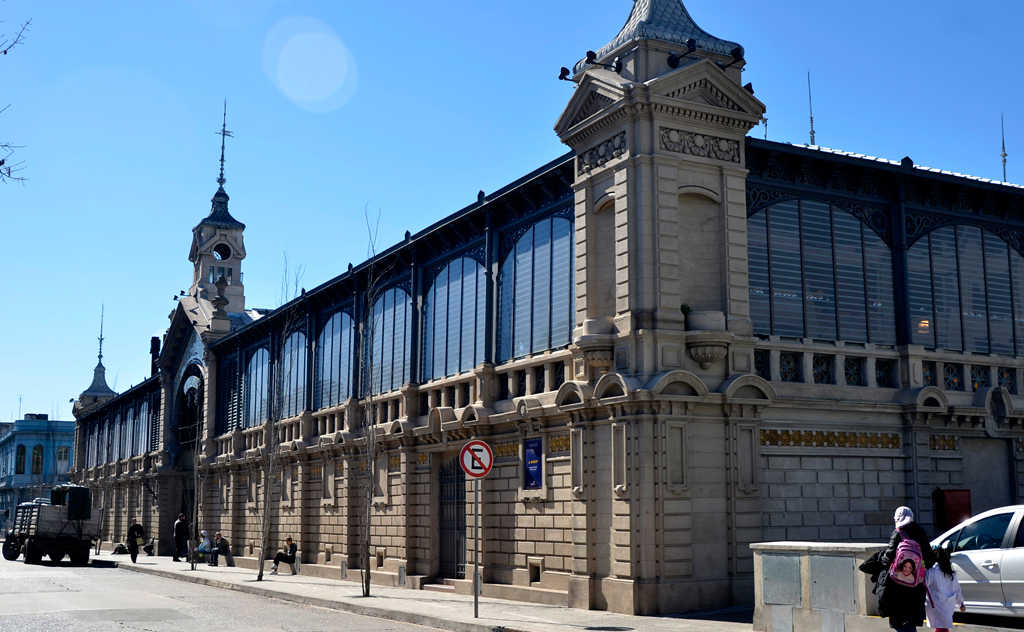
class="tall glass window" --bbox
[31,445,43,475]
[15,445,25,474]
[369,287,412,394]
[422,257,486,381]
[748,200,895,344]
[908,225,1024,354]
[314,311,354,410]
[279,331,307,419]
[497,216,574,362]
[137,401,150,457]
[244,347,270,427]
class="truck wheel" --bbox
[49,551,66,563]
[69,551,89,567]
[1,539,19,561]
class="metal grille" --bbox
[944,363,964,391]
[438,457,466,579]
[552,362,566,391]
[813,355,834,385]
[535,366,546,393]
[876,359,897,389]
[971,365,989,391]
[754,350,771,380]
[844,357,865,386]
[999,367,1017,394]
[517,371,527,397]
[923,361,936,387]
[780,352,800,382]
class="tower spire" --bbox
[1001,114,1008,183]
[217,99,233,188]
[97,304,105,363]
[807,70,816,146]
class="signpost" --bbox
[459,440,493,619]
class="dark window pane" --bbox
[768,201,804,337]
[833,211,868,342]
[863,229,896,345]
[932,228,963,351]
[923,361,936,387]
[801,201,837,340]
[513,229,534,359]
[754,349,771,380]
[907,239,935,347]
[245,347,270,427]
[1013,252,1024,356]
[971,365,990,391]
[748,212,771,335]
[876,359,897,388]
[944,363,964,391]
[958,226,989,353]
[844,357,865,386]
[446,260,463,376]
[984,232,1014,355]
[531,218,552,354]
[999,367,1017,394]
[813,354,834,385]
[780,352,800,382]
[497,251,514,364]
[550,218,574,349]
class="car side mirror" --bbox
[942,540,953,553]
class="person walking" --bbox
[172,513,188,562]
[878,506,936,632]
[126,518,145,564]
[925,546,966,632]
[269,536,297,575]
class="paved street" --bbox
[0,559,433,632]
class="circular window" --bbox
[213,244,232,261]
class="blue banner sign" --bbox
[524,438,542,489]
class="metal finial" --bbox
[98,305,105,363]
[216,99,234,187]
[807,71,816,146]
[1001,114,1008,183]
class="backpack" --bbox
[112,543,129,555]
[888,528,925,587]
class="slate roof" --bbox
[574,0,742,73]
[81,360,116,398]
[197,186,245,230]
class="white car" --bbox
[932,505,1024,617]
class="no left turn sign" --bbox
[460,440,493,478]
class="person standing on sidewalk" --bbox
[126,518,145,564]
[172,513,188,562]
[878,506,936,632]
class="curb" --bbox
[115,562,535,632]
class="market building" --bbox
[72,0,1024,615]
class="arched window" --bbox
[497,216,575,362]
[907,225,1024,354]
[31,445,43,475]
[422,257,486,381]
[244,347,270,427]
[748,200,895,344]
[15,444,25,474]
[280,330,308,419]
[369,287,412,395]
[314,311,354,410]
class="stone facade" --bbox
[72,0,1024,617]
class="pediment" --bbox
[554,69,630,138]
[648,59,764,119]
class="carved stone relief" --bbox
[577,132,626,175]
[660,128,739,163]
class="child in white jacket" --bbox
[925,547,966,632]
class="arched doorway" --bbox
[176,364,204,528]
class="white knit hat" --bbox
[894,506,913,528]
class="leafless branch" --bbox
[0,18,30,56]
[0,20,30,184]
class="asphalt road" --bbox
[0,559,435,632]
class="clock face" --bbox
[213,244,232,261]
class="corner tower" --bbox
[188,102,246,313]
[555,0,765,386]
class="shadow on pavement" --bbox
[668,606,754,624]
[955,612,1024,630]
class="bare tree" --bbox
[255,261,306,581]
[354,207,397,598]
[1,17,30,183]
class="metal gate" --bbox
[438,457,466,579]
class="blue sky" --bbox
[2,0,1023,420]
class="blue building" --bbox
[0,414,75,525]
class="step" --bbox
[422,583,456,593]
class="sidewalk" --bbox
[96,550,751,632]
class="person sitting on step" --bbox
[269,536,297,575]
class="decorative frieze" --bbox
[577,131,626,174]
[389,455,401,469]
[311,464,323,478]
[660,128,739,163]
[494,441,518,459]
[930,435,957,451]
[550,434,570,453]
[761,429,901,449]
[417,453,428,465]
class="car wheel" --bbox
[1,538,19,561]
